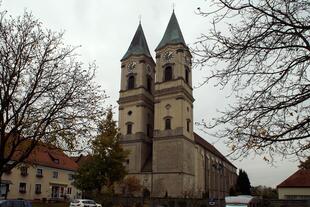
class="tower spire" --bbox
[121,23,152,61]
[155,11,186,51]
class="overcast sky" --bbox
[3,0,299,187]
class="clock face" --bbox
[127,62,136,73]
[146,64,152,75]
[163,51,173,62]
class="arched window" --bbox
[165,118,171,130]
[128,76,135,89]
[185,67,189,84]
[186,119,191,132]
[127,123,132,134]
[147,76,152,93]
[164,66,172,81]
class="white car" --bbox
[70,199,102,207]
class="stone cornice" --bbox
[151,171,195,176]
[118,93,154,108]
[153,128,195,144]
[120,132,152,144]
[154,85,195,103]
[155,77,193,90]
[119,86,153,94]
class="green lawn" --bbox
[32,202,68,207]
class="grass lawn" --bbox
[32,202,68,207]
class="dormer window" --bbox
[128,75,135,89]
[164,66,172,81]
[48,152,60,164]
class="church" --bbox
[118,11,237,198]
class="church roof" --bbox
[194,133,237,169]
[121,23,152,61]
[277,169,310,188]
[156,11,186,51]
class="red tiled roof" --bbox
[70,156,80,162]
[194,132,236,169]
[13,144,78,171]
[70,154,91,166]
[277,169,310,188]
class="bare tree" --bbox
[194,0,310,161]
[0,10,106,175]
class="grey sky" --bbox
[3,0,298,187]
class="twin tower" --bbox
[118,12,195,197]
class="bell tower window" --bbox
[164,66,172,81]
[147,76,152,93]
[165,118,171,130]
[185,67,189,84]
[128,76,135,89]
[187,119,191,132]
[127,123,133,134]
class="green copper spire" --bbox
[121,23,152,61]
[156,11,186,51]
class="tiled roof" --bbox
[13,144,78,171]
[277,169,310,188]
[194,132,236,169]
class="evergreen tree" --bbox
[236,169,251,195]
[73,108,128,192]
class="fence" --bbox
[110,197,225,207]
[93,196,310,207]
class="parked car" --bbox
[225,195,261,207]
[69,199,101,207]
[0,200,32,207]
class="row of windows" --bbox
[165,118,191,131]
[17,183,72,195]
[127,123,153,136]
[18,167,73,180]
[127,66,190,90]
[164,66,190,83]
[126,119,191,134]
[128,75,152,91]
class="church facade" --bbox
[118,12,237,198]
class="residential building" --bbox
[1,144,80,200]
[277,169,310,200]
[118,11,237,198]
